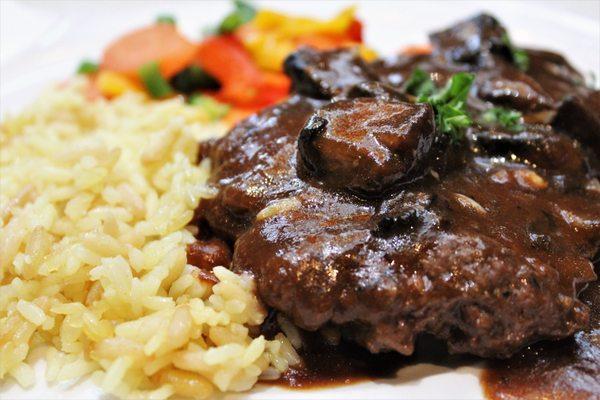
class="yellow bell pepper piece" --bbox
[253,6,356,38]
[240,7,360,72]
[358,45,378,62]
[243,32,296,71]
[96,70,142,98]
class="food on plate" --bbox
[84,1,368,115]
[0,82,300,399]
[1,3,366,397]
[197,11,599,370]
[1,3,599,400]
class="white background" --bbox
[0,1,599,399]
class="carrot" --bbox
[102,24,196,79]
[402,44,433,56]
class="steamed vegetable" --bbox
[77,60,99,74]
[236,6,369,71]
[156,14,176,25]
[138,61,173,98]
[96,70,142,98]
[88,3,366,114]
[196,35,290,107]
[188,94,231,120]
[218,0,256,34]
[102,23,196,79]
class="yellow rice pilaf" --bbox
[0,79,300,399]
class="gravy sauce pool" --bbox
[266,275,598,394]
[271,330,475,389]
[481,270,600,400]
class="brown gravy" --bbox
[481,274,600,400]
[265,324,476,389]
[195,12,600,396]
[274,334,405,388]
[263,274,599,394]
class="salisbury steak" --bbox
[197,15,600,358]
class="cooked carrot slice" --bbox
[402,44,433,56]
[102,24,196,79]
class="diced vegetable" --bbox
[156,14,176,25]
[96,70,142,98]
[188,94,231,120]
[170,65,221,94]
[347,19,363,42]
[237,6,366,72]
[138,61,173,98]
[102,23,196,79]
[481,107,524,131]
[197,36,259,104]
[402,44,433,56]
[77,60,99,74]
[255,71,291,105]
[218,0,256,34]
[252,6,356,37]
[235,25,296,71]
[196,35,290,107]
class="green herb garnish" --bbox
[156,14,176,25]
[406,70,475,141]
[218,0,256,34]
[403,69,436,98]
[189,94,230,120]
[138,61,173,98]
[481,107,524,132]
[502,33,529,71]
[77,60,99,75]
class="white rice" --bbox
[0,79,299,399]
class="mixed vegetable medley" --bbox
[78,1,372,122]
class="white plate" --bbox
[1,1,598,399]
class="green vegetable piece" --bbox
[218,0,256,34]
[427,72,474,105]
[77,60,99,74]
[414,72,475,141]
[481,107,524,132]
[404,69,435,98]
[188,94,230,120]
[156,14,176,25]
[502,33,529,71]
[138,61,173,98]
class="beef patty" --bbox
[197,13,600,358]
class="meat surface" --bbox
[196,13,600,358]
[552,90,600,156]
[284,47,376,99]
[429,13,510,68]
[297,99,437,196]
